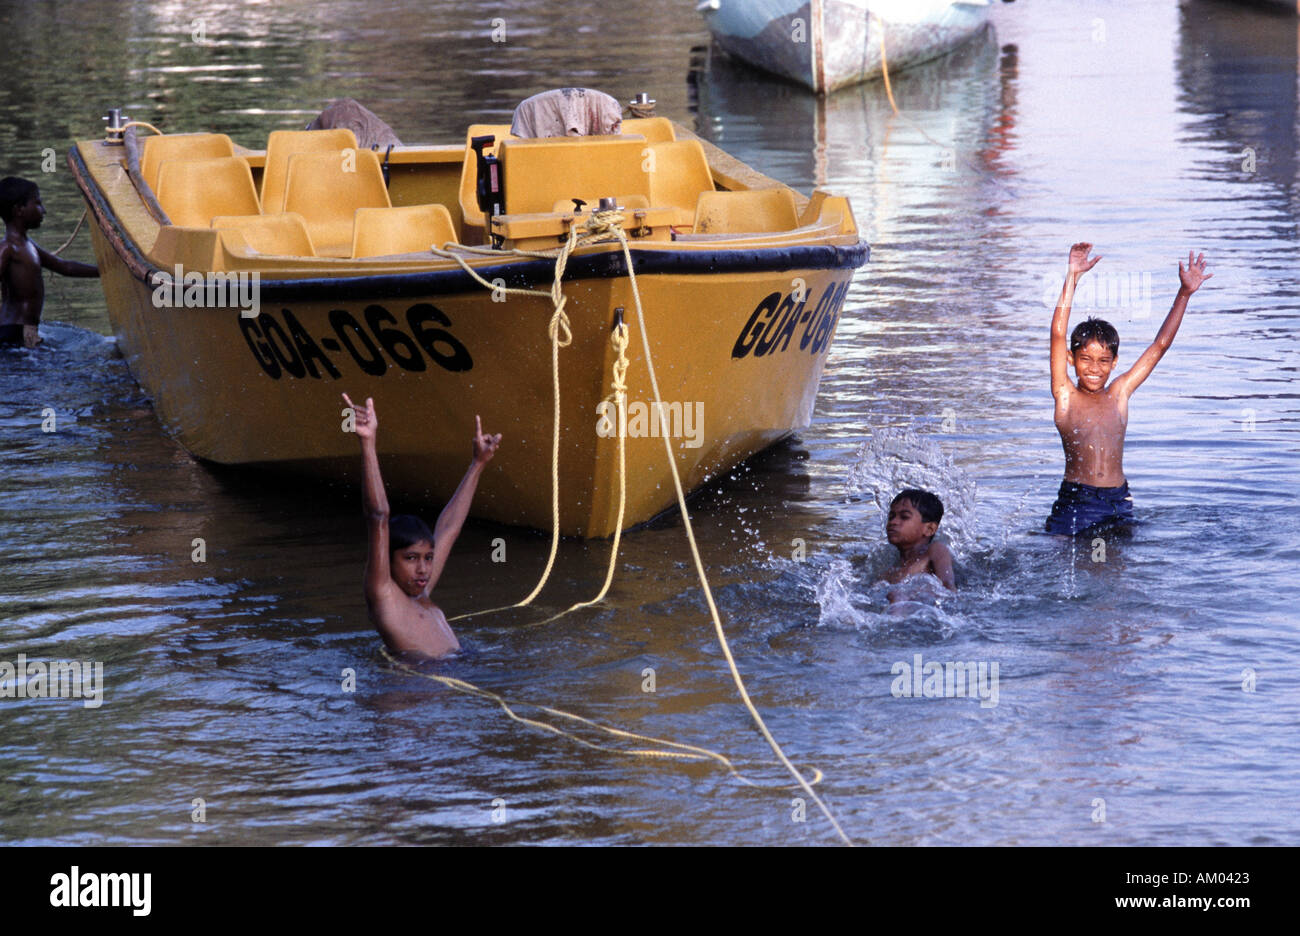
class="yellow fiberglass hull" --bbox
[69,128,867,537]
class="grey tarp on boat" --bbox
[306,98,402,149]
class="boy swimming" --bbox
[1046,242,1211,534]
[342,392,501,659]
[0,177,99,348]
[884,488,956,595]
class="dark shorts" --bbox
[1045,480,1135,536]
[0,324,23,345]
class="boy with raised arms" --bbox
[1046,242,1211,534]
[342,392,501,658]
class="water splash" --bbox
[843,426,978,558]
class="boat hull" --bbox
[71,137,866,537]
[702,0,991,93]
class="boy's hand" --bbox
[1178,251,1212,293]
[1067,242,1102,277]
[472,415,502,465]
[341,392,377,443]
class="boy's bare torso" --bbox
[884,545,945,585]
[370,588,460,658]
[0,233,45,327]
[1054,384,1129,487]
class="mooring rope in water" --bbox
[428,214,854,844]
[379,646,823,790]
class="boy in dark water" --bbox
[0,177,99,348]
[341,392,501,659]
[1047,242,1212,535]
[884,489,956,595]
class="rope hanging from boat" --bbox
[426,217,854,845]
[874,16,1015,197]
[49,208,87,256]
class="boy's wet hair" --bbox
[891,489,944,526]
[1070,317,1119,357]
[389,514,435,552]
[0,177,39,222]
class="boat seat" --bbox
[281,148,391,257]
[260,128,359,215]
[140,133,235,194]
[693,188,800,234]
[645,140,714,226]
[497,136,650,217]
[622,117,676,143]
[351,204,457,258]
[155,156,260,228]
[212,212,316,256]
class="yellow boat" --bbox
[67,109,868,537]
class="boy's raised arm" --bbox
[342,392,392,604]
[36,244,98,278]
[1112,251,1211,399]
[1051,242,1101,401]
[427,416,501,592]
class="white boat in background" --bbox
[697,0,993,93]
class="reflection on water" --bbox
[1,0,1298,845]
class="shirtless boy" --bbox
[1046,242,1211,534]
[342,392,501,658]
[884,489,956,593]
[0,177,99,348]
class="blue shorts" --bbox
[1045,480,1134,535]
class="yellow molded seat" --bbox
[622,117,676,143]
[692,188,800,234]
[351,204,457,258]
[260,128,359,215]
[497,136,650,217]
[140,133,235,194]
[646,140,713,226]
[156,156,260,228]
[212,213,316,257]
[457,123,516,234]
[282,148,391,257]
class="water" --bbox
[2,0,1297,845]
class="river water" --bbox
[1,0,1296,845]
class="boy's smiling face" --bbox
[390,539,434,597]
[886,498,938,550]
[1070,339,1116,393]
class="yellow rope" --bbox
[878,17,900,117]
[429,211,629,623]
[419,211,853,843]
[602,226,854,846]
[50,207,87,256]
[121,120,163,136]
[874,14,1013,197]
[380,647,822,790]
